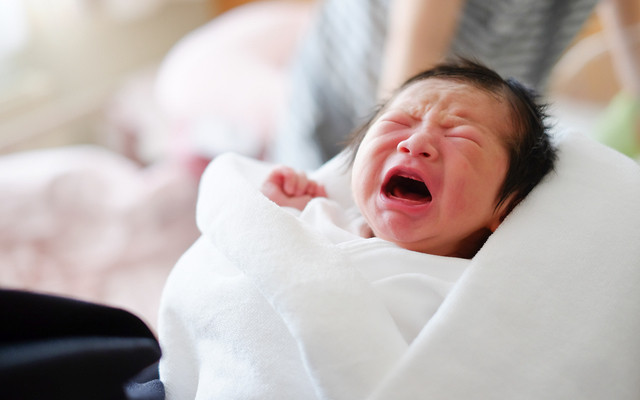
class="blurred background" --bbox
[0,0,312,331]
[0,0,226,157]
[0,0,636,330]
[0,0,635,158]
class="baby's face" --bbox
[351,79,513,258]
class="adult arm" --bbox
[378,0,466,99]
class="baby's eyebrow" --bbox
[440,113,471,126]
[379,108,419,122]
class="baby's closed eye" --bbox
[378,111,415,128]
[444,127,481,146]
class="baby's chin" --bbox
[368,227,443,255]
[371,227,489,259]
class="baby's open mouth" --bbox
[384,173,432,203]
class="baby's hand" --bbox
[261,166,327,210]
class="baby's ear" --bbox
[490,196,519,232]
[488,218,501,233]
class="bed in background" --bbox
[0,145,199,331]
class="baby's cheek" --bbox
[350,175,369,216]
[446,162,476,208]
[350,171,364,202]
[447,183,472,214]
[448,173,493,216]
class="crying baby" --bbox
[262,59,557,259]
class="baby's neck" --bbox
[360,224,375,239]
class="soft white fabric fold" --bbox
[159,131,640,399]
[368,131,640,399]
[196,154,410,400]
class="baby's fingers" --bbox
[317,184,327,198]
[280,168,310,197]
[264,166,326,204]
[305,180,327,198]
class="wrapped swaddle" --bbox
[159,131,640,399]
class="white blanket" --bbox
[158,131,640,399]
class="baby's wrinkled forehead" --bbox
[389,78,516,139]
[395,78,502,109]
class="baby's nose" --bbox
[397,130,438,159]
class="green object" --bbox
[593,91,640,159]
